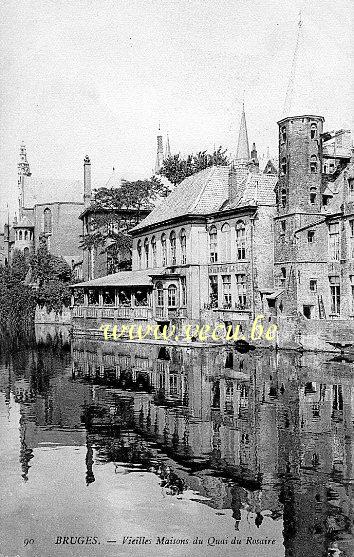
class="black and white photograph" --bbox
[0,1,353,556]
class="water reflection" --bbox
[0,334,353,557]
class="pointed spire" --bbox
[165,134,171,159]
[236,104,250,162]
[155,126,164,174]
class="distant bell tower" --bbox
[277,115,324,214]
[155,126,164,174]
[17,143,31,219]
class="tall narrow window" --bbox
[209,226,218,263]
[281,157,287,175]
[350,220,354,259]
[161,234,167,266]
[309,187,317,204]
[151,236,157,267]
[308,230,315,243]
[137,240,142,269]
[328,222,340,261]
[310,155,318,173]
[235,274,247,307]
[349,179,354,201]
[280,267,286,287]
[310,123,318,139]
[222,275,232,308]
[170,230,176,265]
[24,230,28,240]
[350,275,354,313]
[167,284,177,307]
[329,276,340,315]
[281,189,287,208]
[156,282,164,306]
[19,230,23,240]
[209,275,218,308]
[180,228,187,264]
[221,222,231,261]
[23,247,29,260]
[281,126,286,142]
[144,238,149,268]
[181,277,187,306]
[43,208,52,234]
[236,221,246,260]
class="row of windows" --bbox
[280,154,319,177]
[278,186,319,208]
[156,280,187,307]
[278,220,354,260]
[137,229,187,268]
[15,229,33,241]
[280,122,318,143]
[209,274,248,309]
[209,221,247,263]
[137,222,248,268]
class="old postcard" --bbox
[0,1,353,556]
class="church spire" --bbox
[155,125,164,174]
[236,104,250,162]
[17,143,31,218]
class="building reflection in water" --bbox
[1,336,352,557]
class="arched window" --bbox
[19,230,22,240]
[24,230,28,240]
[23,247,29,259]
[310,155,318,173]
[180,228,187,264]
[310,123,318,140]
[281,126,286,143]
[156,282,164,306]
[151,236,157,267]
[281,189,287,208]
[137,240,142,269]
[309,187,317,204]
[235,221,246,260]
[170,230,176,265]
[280,267,286,287]
[221,222,231,261]
[144,237,149,268]
[167,284,177,307]
[15,231,18,240]
[161,233,167,266]
[43,208,52,234]
[281,157,287,175]
[209,226,218,263]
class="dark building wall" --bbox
[34,202,83,259]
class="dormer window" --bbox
[310,123,318,139]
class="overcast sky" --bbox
[0,0,352,224]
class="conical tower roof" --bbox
[236,104,250,162]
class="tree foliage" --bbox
[81,176,168,272]
[159,147,229,185]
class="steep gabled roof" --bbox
[225,173,277,210]
[131,166,230,232]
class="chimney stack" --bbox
[84,155,91,208]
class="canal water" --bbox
[0,328,353,557]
